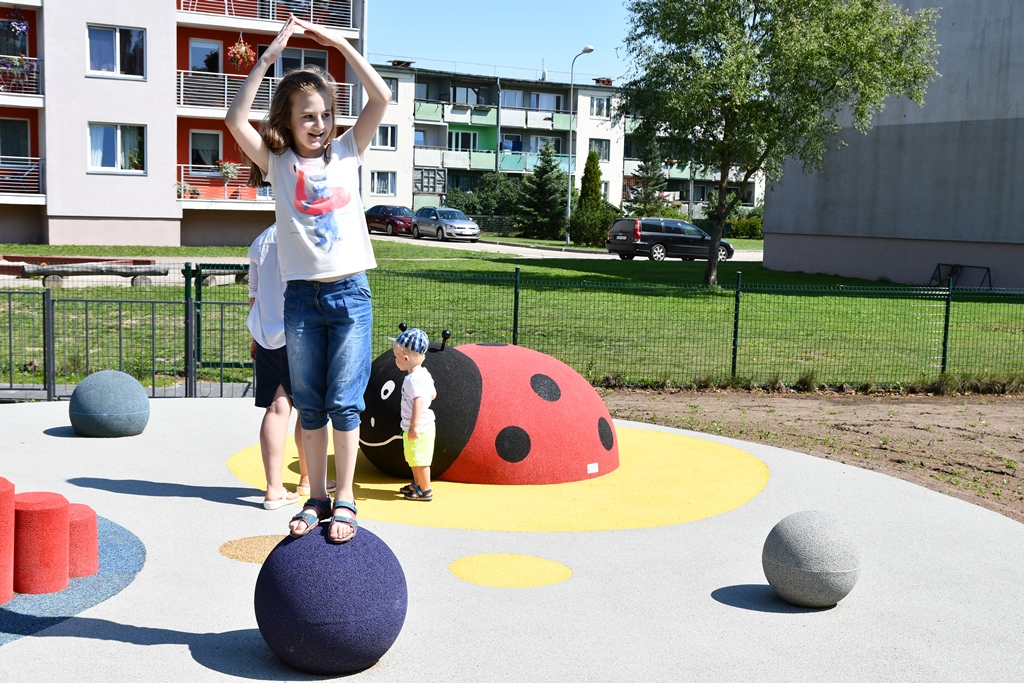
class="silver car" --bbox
[412,207,480,242]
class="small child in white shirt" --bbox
[390,328,436,501]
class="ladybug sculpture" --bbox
[360,325,619,485]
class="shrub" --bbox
[726,216,763,239]
[569,201,620,247]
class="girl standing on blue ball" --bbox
[227,15,390,543]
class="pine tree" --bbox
[519,142,568,239]
[625,137,667,217]
[569,150,619,246]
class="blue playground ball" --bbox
[254,526,408,675]
[68,370,150,438]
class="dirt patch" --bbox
[601,388,1024,524]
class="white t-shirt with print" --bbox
[246,224,286,349]
[265,128,377,281]
[400,365,436,432]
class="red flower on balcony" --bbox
[227,40,256,71]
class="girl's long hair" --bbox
[247,65,337,187]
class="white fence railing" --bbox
[0,56,41,96]
[177,70,353,116]
[0,157,42,195]
[179,0,353,29]
[177,164,275,202]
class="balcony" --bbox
[176,70,353,117]
[177,164,274,206]
[499,107,574,131]
[0,55,41,97]
[179,0,353,29]
[0,157,43,200]
[442,150,496,171]
[499,152,574,174]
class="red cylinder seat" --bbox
[0,477,14,604]
[14,492,70,594]
[68,503,99,578]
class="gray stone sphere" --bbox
[762,510,860,608]
[69,370,150,437]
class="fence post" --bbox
[941,275,952,375]
[731,271,742,380]
[43,288,55,401]
[512,266,521,346]
[184,263,195,398]
[195,265,203,369]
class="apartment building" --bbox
[0,0,365,246]
[0,1,759,247]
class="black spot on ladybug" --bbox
[598,417,614,450]
[530,374,561,402]
[479,342,509,347]
[495,426,531,463]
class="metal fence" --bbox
[2,265,1023,401]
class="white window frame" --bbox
[448,131,478,152]
[189,130,222,175]
[589,138,610,162]
[530,92,562,111]
[531,135,561,154]
[87,24,146,79]
[601,181,610,201]
[590,96,611,118]
[87,123,146,174]
[189,38,221,73]
[501,89,523,108]
[370,171,396,196]
[451,85,482,105]
[372,124,398,149]
[414,129,427,147]
[383,77,399,102]
[266,46,328,77]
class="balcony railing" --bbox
[0,157,42,195]
[499,151,574,174]
[177,164,274,202]
[0,55,41,96]
[177,70,353,116]
[179,0,353,29]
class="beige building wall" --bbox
[575,90,624,207]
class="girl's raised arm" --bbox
[225,17,297,174]
[292,16,391,155]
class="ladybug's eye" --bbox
[380,380,396,400]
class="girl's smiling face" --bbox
[288,88,334,158]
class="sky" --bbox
[367,0,633,85]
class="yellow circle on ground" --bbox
[227,425,769,532]
[450,554,572,588]
[219,535,284,564]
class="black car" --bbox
[605,217,733,262]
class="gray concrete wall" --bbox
[764,0,1024,286]
[0,205,45,244]
[181,209,274,247]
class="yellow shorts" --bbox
[403,423,436,468]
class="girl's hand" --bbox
[292,15,338,47]
[260,15,296,65]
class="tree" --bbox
[520,142,569,239]
[444,172,524,219]
[619,0,940,285]
[570,150,620,246]
[624,136,668,217]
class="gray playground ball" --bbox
[762,510,860,608]
[69,370,150,438]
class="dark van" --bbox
[605,217,734,262]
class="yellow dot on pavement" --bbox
[450,554,572,588]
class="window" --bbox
[0,19,28,56]
[448,131,477,152]
[415,82,428,100]
[501,133,522,152]
[414,129,426,146]
[590,96,611,118]
[601,181,610,201]
[372,125,397,149]
[371,171,396,195]
[451,85,482,105]
[383,77,398,102]
[88,25,145,77]
[273,47,327,76]
[589,138,610,161]
[0,119,30,159]
[189,39,220,73]
[88,124,145,172]
[530,136,560,154]
[530,92,562,111]
[190,131,221,172]
[501,90,523,108]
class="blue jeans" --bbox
[284,273,372,432]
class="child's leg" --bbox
[412,466,431,492]
[295,417,309,492]
[327,427,360,542]
[261,386,298,504]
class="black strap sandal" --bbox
[327,500,359,544]
[289,497,331,538]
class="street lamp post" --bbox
[565,45,594,246]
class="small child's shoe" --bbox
[403,484,432,501]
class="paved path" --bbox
[1,399,1021,681]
